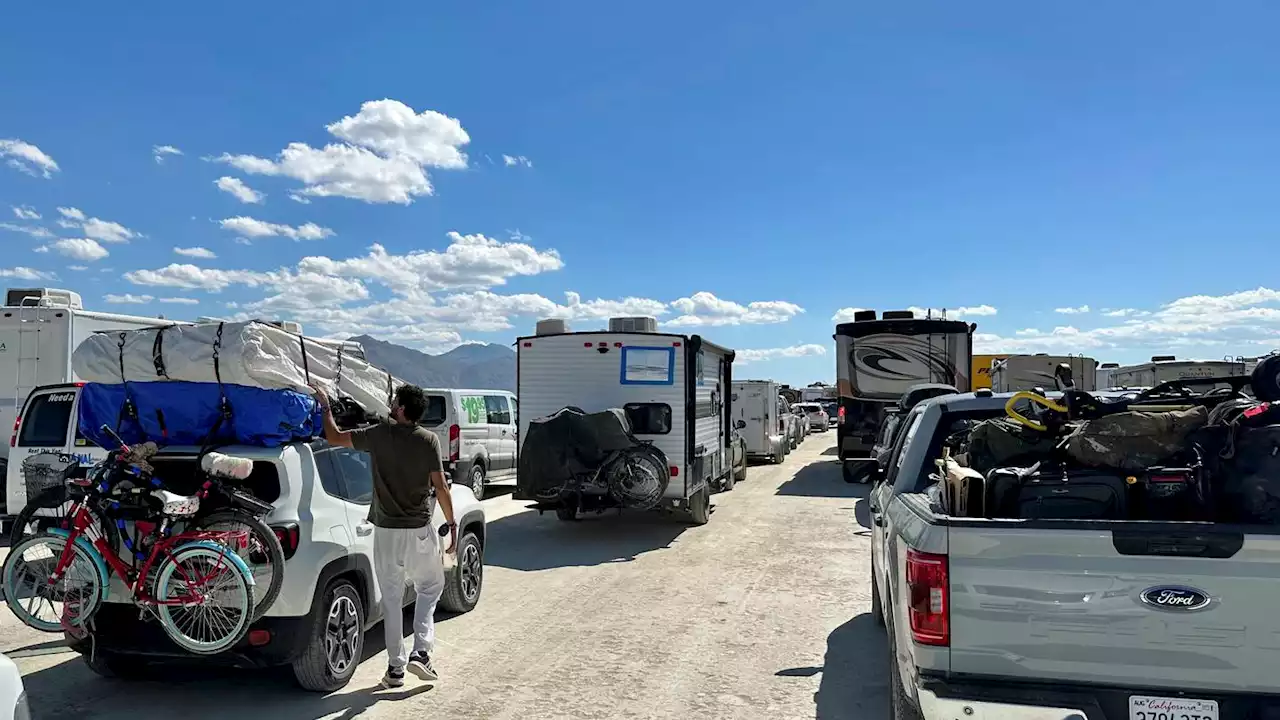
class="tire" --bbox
[1253,355,1280,402]
[291,581,365,692]
[154,543,255,655]
[789,435,798,450]
[871,566,885,628]
[191,510,285,621]
[3,533,104,633]
[687,486,711,526]
[469,463,487,501]
[720,470,735,493]
[439,531,483,614]
[81,650,152,681]
[8,488,121,557]
[843,462,867,484]
[887,631,924,720]
[734,463,747,482]
[555,504,578,521]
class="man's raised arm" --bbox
[311,384,354,448]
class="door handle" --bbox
[356,523,374,537]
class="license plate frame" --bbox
[1129,695,1219,720]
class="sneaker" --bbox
[407,651,438,682]
[381,666,405,689]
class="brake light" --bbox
[449,424,460,462]
[906,549,949,646]
[9,415,18,447]
[838,406,846,425]
[271,523,301,560]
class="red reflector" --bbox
[247,629,272,647]
[669,466,679,477]
[673,342,681,347]
[838,406,846,425]
[906,549,949,646]
[522,342,532,347]
[74,382,85,387]
[584,342,593,347]
[1150,475,1187,484]
[613,342,622,348]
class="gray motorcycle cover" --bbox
[966,417,1063,475]
[515,407,638,500]
[1065,405,1208,471]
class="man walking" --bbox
[313,382,457,689]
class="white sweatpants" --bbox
[374,525,445,669]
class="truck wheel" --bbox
[291,581,365,692]
[888,634,924,720]
[555,505,578,522]
[734,462,747,482]
[439,531,483,614]
[687,487,711,525]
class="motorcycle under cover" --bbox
[78,381,322,449]
[1064,405,1208,471]
[517,407,638,499]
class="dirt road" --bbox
[1,437,887,720]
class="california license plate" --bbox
[1129,696,1218,720]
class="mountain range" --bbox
[350,336,516,392]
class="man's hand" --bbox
[446,523,457,554]
[309,383,330,410]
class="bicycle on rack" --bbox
[2,431,259,656]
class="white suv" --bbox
[9,384,487,693]
[420,389,517,501]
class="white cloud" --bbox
[159,297,200,305]
[1054,304,1090,315]
[832,307,869,323]
[105,293,154,304]
[211,99,470,205]
[736,344,828,364]
[0,222,54,239]
[12,206,40,220]
[214,176,265,204]
[125,264,271,292]
[287,192,311,205]
[174,246,217,259]
[0,139,59,178]
[68,265,88,272]
[219,216,334,241]
[903,305,998,320]
[51,238,109,262]
[666,292,803,326]
[55,207,136,243]
[153,145,183,164]
[0,267,53,280]
[502,154,533,168]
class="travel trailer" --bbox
[0,288,184,510]
[990,354,1098,392]
[515,317,736,524]
[1106,356,1249,389]
[970,354,1009,391]
[833,309,974,481]
[731,380,789,464]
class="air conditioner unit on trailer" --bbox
[608,316,659,333]
[536,319,570,336]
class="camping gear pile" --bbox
[937,356,1280,524]
[517,406,671,512]
[71,321,405,449]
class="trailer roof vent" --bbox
[852,310,877,322]
[609,316,659,333]
[1101,362,1120,368]
[4,288,83,310]
[535,318,570,336]
[1151,355,1176,362]
[882,310,915,320]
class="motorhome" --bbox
[970,354,1009,390]
[0,288,183,509]
[990,354,1098,392]
[833,309,974,481]
[1107,355,1249,389]
[515,317,736,523]
[732,380,789,464]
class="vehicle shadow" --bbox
[776,460,872,500]
[821,447,839,456]
[854,498,872,529]
[776,613,889,720]
[479,484,516,501]
[483,508,688,571]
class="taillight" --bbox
[906,549,949,646]
[448,424,460,462]
[9,415,19,447]
[271,523,301,560]
[669,466,679,477]
[838,406,846,425]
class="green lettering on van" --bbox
[460,395,487,424]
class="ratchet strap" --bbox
[1004,391,1069,433]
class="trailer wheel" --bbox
[687,486,711,525]
[555,505,578,522]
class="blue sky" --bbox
[5,1,1280,384]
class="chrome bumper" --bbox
[916,687,1087,720]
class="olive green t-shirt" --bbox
[349,422,444,529]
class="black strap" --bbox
[151,327,169,379]
[115,332,137,431]
[210,322,233,432]
[335,345,344,398]
[386,373,394,406]
[212,322,225,387]
[299,335,311,384]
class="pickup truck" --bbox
[869,389,1278,720]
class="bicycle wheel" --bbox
[191,509,285,621]
[154,541,255,655]
[2,532,105,633]
[9,488,121,558]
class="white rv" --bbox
[0,288,183,509]
[1107,356,1249,389]
[731,380,789,464]
[515,317,736,523]
[991,354,1098,392]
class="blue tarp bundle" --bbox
[78,381,323,449]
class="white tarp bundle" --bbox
[72,321,403,418]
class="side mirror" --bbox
[735,419,747,429]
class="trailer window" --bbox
[18,392,75,447]
[624,403,672,434]
[620,347,675,385]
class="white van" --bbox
[420,389,518,501]
[731,380,789,464]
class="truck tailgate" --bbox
[948,523,1280,694]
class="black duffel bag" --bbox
[987,464,1128,521]
[1217,423,1280,524]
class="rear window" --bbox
[18,391,76,447]
[624,403,672,434]
[149,457,282,504]
[421,395,448,426]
